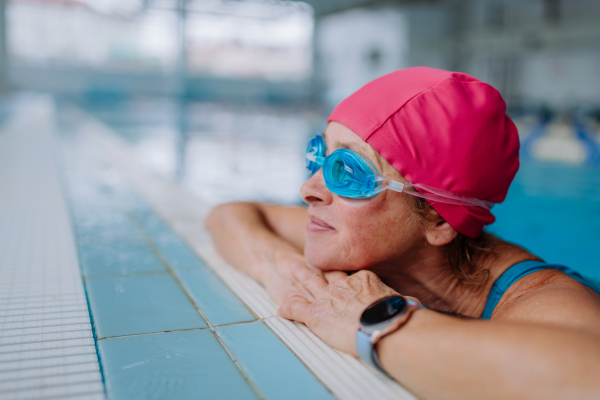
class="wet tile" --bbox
[99,329,258,400]
[78,240,166,277]
[176,268,255,326]
[73,213,142,243]
[128,200,205,268]
[86,274,206,338]
[216,321,334,400]
[132,211,176,243]
[154,239,205,269]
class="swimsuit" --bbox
[481,260,600,319]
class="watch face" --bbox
[360,296,407,326]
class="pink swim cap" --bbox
[327,67,520,238]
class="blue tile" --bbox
[78,240,166,277]
[176,268,255,326]
[74,213,142,242]
[154,239,205,269]
[133,212,177,243]
[86,274,207,338]
[216,321,334,400]
[99,330,259,400]
[128,200,205,268]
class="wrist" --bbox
[375,307,432,373]
[356,296,423,374]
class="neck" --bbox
[370,239,538,318]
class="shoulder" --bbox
[492,268,600,333]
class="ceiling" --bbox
[297,0,439,16]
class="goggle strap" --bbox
[387,180,406,193]
[306,153,325,166]
[410,183,494,210]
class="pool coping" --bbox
[73,107,416,400]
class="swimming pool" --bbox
[490,158,600,282]
[76,97,600,283]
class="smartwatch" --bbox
[356,295,422,374]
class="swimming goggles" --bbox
[305,135,494,210]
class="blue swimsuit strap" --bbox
[481,260,600,320]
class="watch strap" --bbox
[356,330,388,375]
[356,299,424,375]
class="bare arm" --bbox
[279,264,600,400]
[204,202,310,303]
[378,308,600,400]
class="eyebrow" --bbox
[322,130,362,153]
[334,141,362,152]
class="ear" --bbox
[425,220,458,247]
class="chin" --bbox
[304,245,334,271]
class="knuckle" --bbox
[355,270,376,279]
[354,270,378,285]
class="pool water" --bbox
[490,159,600,282]
[77,97,600,283]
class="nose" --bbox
[301,169,334,206]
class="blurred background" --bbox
[0,0,598,279]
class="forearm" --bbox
[378,310,600,400]
[204,202,305,284]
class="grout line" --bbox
[0,350,97,364]
[0,293,85,302]
[261,318,338,397]
[0,377,102,395]
[0,302,88,312]
[128,212,266,400]
[0,326,91,335]
[0,343,96,356]
[0,337,94,348]
[13,389,105,400]
[92,318,269,341]
[75,108,416,400]
[210,329,265,400]
[55,128,124,400]
[0,366,100,384]
[0,313,89,322]
[0,322,90,332]
[97,327,210,341]
[212,319,262,329]
[0,308,89,318]
[0,361,100,375]
[128,208,261,322]
[82,270,169,280]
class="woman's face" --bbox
[301,122,424,272]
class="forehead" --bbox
[324,122,403,180]
[323,121,371,153]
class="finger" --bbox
[277,296,311,322]
[405,295,422,306]
[290,262,328,297]
[323,270,348,283]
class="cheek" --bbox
[306,195,415,271]
[337,199,407,266]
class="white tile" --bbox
[0,96,103,397]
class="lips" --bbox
[307,215,335,233]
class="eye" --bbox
[330,158,346,183]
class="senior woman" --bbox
[205,67,600,399]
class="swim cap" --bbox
[327,67,520,238]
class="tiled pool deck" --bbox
[0,95,104,400]
[0,95,415,399]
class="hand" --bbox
[261,249,321,306]
[263,262,315,306]
[278,262,399,356]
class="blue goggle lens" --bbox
[305,135,325,175]
[305,135,383,199]
[323,150,380,199]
